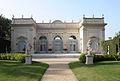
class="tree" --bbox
[0,15,11,53]
[102,31,120,55]
[113,31,120,54]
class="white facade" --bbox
[11,16,107,54]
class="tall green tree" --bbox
[0,15,11,53]
[113,31,120,54]
[102,31,120,55]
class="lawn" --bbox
[69,61,120,81]
[0,60,48,81]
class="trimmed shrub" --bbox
[79,53,120,63]
[0,53,26,63]
[93,55,104,62]
[79,53,87,63]
[14,54,25,63]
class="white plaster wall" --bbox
[36,28,80,52]
[11,17,106,53]
[82,26,105,53]
[11,25,36,52]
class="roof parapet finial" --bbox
[102,14,104,18]
[72,20,73,23]
[64,20,66,23]
[12,15,14,19]
[49,20,51,23]
[93,14,94,18]
[83,14,85,18]
[31,14,33,18]
[22,14,23,18]
[42,20,44,23]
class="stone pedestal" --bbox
[85,55,93,64]
[25,55,32,64]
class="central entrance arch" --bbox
[53,36,63,53]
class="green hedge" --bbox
[79,53,120,63]
[93,54,119,62]
[0,53,26,63]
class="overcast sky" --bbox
[0,0,120,39]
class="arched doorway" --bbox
[68,35,78,53]
[39,36,48,53]
[53,36,63,53]
[17,36,27,52]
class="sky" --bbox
[0,0,120,39]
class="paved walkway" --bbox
[33,58,79,81]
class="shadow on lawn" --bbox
[69,61,120,69]
[0,61,48,81]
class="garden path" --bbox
[33,58,78,81]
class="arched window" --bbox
[17,41,26,52]
[68,35,77,52]
[53,36,63,53]
[39,36,48,53]
[69,36,76,40]
[54,36,62,40]
[39,36,47,40]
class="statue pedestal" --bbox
[25,55,32,64]
[85,55,93,64]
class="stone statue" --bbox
[87,39,93,55]
[25,41,32,64]
[86,39,94,64]
[25,42,32,55]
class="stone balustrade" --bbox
[82,18,104,24]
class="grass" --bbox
[0,60,49,81]
[69,61,120,81]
